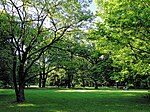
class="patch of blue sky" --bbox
[89,0,97,14]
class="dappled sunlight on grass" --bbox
[56,89,148,93]
[56,89,100,92]
[48,110,67,112]
[16,103,35,107]
[117,90,148,93]
[121,93,136,96]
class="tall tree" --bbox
[94,0,150,86]
[0,0,92,102]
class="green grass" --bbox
[0,87,150,112]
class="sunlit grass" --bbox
[56,89,148,93]
[16,103,35,107]
[0,87,150,112]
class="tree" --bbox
[70,39,114,89]
[0,0,92,102]
[49,40,85,88]
[0,12,13,88]
[94,0,150,87]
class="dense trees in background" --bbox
[94,0,150,88]
[0,0,149,103]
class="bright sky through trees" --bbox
[89,0,97,13]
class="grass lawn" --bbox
[0,87,150,112]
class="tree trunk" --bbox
[41,52,47,88]
[17,83,25,103]
[42,78,46,88]
[12,51,25,103]
[12,54,19,101]
[116,82,118,89]
[15,62,25,103]
[95,80,98,89]
[39,72,42,88]
[67,74,72,88]
[13,75,25,103]
[82,78,85,87]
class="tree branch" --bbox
[25,67,57,83]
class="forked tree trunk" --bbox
[13,77,25,103]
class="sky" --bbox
[89,0,97,13]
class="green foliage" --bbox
[95,0,150,85]
[0,12,13,87]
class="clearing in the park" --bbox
[0,87,150,112]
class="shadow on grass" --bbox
[2,97,150,112]
[0,88,150,112]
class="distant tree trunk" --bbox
[68,74,71,88]
[39,72,42,88]
[41,53,47,88]
[82,78,85,87]
[41,73,48,88]
[42,78,46,88]
[148,81,150,87]
[94,80,98,89]
[89,81,92,87]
